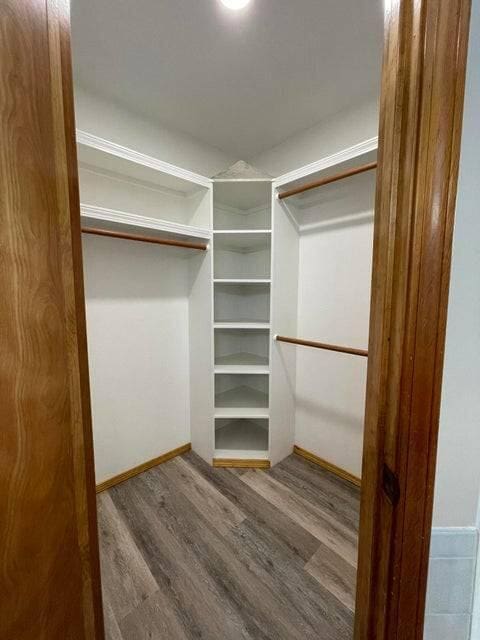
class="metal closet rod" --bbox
[278,161,378,200]
[275,334,368,358]
[81,226,209,251]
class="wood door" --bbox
[0,0,104,638]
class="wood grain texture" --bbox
[99,452,359,639]
[213,458,271,469]
[294,446,362,487]
[81,227,208,251]
[0,0,103,637]
[276,335,368,358]
[240,470,358,567]
[96,443,192,493]
[305,543,357,612]
[355,0,472,638]
[97,493,158,621]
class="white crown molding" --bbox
[273,137,378,189]
[76,130,212,190]
[80,203,211,240]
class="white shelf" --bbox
[77,130,211,195]
[215,365,269,375]
[214,277,270,283]
[215,407,269,419]
[214,321,270,330]
[273,137,378,189]
[214,231,271,253]
[216,384,268,405]
[213,230,271,234]
[215,418,269,452]
[215,385,269,419]
[215,353,268,366]
[214,181,272,211]
[80,204,211,242]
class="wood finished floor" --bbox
[98,451,360,640]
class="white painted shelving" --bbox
[77,129,212,240]
[212,163,273,461]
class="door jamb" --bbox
[354,0,472,638]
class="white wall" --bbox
[249,97,379,178]
[74,87,235,178]
[292,171,375,477]
[432,0,480,529]
[83,235,192,483]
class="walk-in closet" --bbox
[71,0,383,638]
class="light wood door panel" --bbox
[0,0,104,637]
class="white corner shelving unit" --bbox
[212,162,273,464]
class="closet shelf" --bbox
[214,279,271,284]
[81,204,211,243]
[215,407,269,419]
[215,385,269,419]
[214,364,270,375]
[215,418,269,453]
[215,384,268,406]
[215,353,268,366]
[213,230,271,234]
[214,321,270,330]
[77,130,211,195]
[214,231,271,253]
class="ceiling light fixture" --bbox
[220,0,251,10]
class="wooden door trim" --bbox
[355,0,472,638]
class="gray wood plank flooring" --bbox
[98,452,360,640]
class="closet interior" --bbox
[71,2,383,636]
[79,137,376,480]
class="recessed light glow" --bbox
[220,0,251,10]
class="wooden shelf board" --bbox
[213,454,270,468]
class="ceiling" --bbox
[71,0,383,159]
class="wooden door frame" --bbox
[354,0,472,638]
[1,0,472,637]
